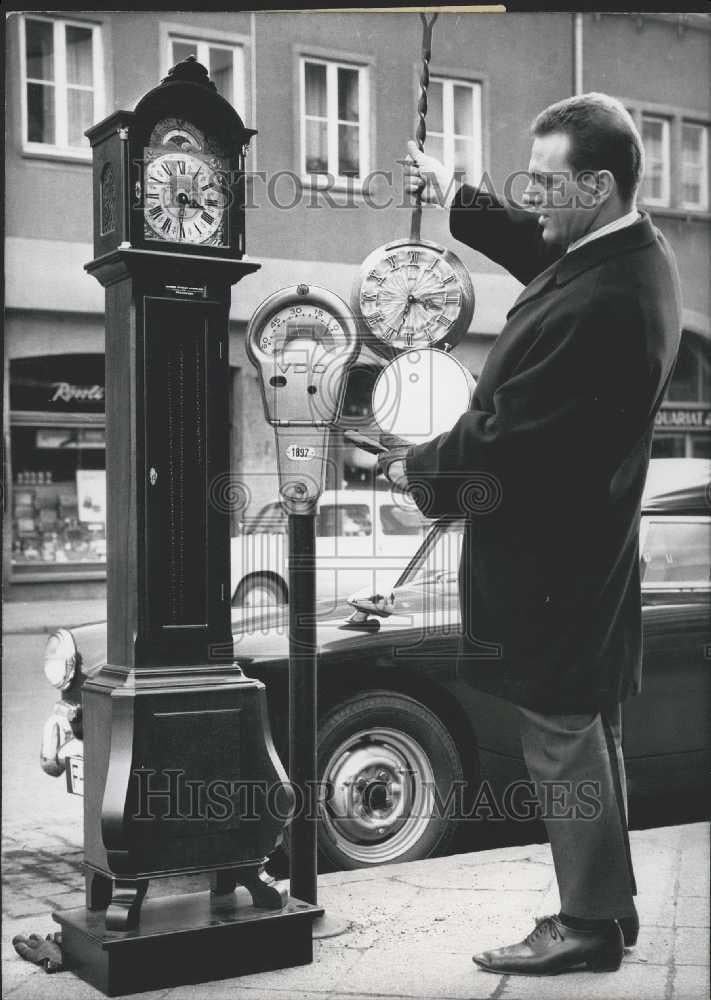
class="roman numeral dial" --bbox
[354,242,474,353]
[143,150,228,246]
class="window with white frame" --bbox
[424,77,483,184]
[300,57,369,182]
[20,14,104,157]
[641,115,671,206]
[681,122,709,211]
[166,31,245,111]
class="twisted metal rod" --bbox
[410,11,439,242]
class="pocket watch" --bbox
[352,237,475,357]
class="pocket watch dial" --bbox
[144,150,228,246]
[356,242,473,352]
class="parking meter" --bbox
[247,283,361,514]
[247,283,359,913]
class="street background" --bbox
[3,602,709,1000]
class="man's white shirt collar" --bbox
[566,207,641,255]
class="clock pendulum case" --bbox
[52,57,321,998]
[348,14,476,450]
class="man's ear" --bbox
[578,168,615,206]
[594,169,615,203]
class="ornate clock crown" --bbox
[161,55,217,92]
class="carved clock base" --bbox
[84,862,288,932]
[53,886,323,997]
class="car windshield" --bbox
[641,518,711,586]
[397,518,465,588]
[317,504,372,537]
[379,503,430,535]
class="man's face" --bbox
[523,132,597,247]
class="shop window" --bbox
[9,354,106,578]
[20,14,104,158]
[654,332,711,459]
[299,55,370,183]
[11,427,106,571]
[667,333,711,404]
[425,76,483,186]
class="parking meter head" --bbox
[246,285,361,512]
[246,285,361,426]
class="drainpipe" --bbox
[573,13,584,95]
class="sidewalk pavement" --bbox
[2,822,708,1000]
[2,600,107,636]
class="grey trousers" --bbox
[517,703,638,920]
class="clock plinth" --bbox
[57,60,320,997]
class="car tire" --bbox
[233,574,287,608]
[316,691,464,870]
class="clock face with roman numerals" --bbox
[143,150,228,246]
[353,239,475,354]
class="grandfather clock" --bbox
[53,58,321,997]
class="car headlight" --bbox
[44,629,77,690]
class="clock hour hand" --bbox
[176,193,188,240]
[397,293,418,331]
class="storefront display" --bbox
[9,354,106,577]
[652,332,711,460]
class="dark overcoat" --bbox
[405,185,683,714]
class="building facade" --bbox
[4,10,710,598]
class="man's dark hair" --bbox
[531,92,644,204]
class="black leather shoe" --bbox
[536,903,639,948]
[472,915,624,976]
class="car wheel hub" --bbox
[321,727,436,864]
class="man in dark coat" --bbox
[380,93,682,975]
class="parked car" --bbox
[41,459,711,870]
[230,488,431,608]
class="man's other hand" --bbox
[404,140,458,208]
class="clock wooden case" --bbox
[58,61,314,976]
[87,56,255,262]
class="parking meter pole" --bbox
[287,510,318,906]
[246,284,360,928]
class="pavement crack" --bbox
[489,974,510,999]
[663,844,683,1000]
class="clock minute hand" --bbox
[397,294,416,331]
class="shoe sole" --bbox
[472,956,623,976]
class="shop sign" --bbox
[11,354,105,413]
[655,408,711,430]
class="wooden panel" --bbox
[145,297,210,631]
[105,278,140,669]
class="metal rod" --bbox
[343,429,388,456]
[410,12,439,243]
[288,510,318,905]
